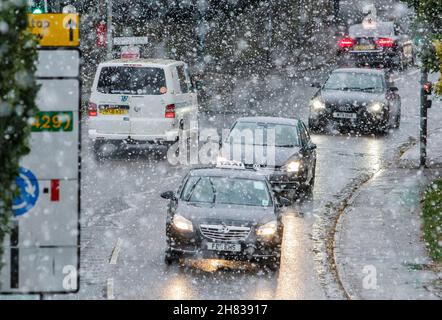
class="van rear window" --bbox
[97,66,166,95]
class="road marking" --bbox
[407,69,419,76]
[107,278,114,300]
[109,238,123,265]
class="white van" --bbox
[88,58,198,154]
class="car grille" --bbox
[199,224,251,242]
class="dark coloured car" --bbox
[308,68,401,134]
[161,166,289,269]
[220,117,316,198]
[337,19,414,69]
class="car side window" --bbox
[301,122,311,143]
[177,65,190,94]
[298,122,308,146]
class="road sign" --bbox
[113,36,148,46]
[0,48,80,294]
[28,13,79,47]
[12,167,40,217]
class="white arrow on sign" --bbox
[20,173,36,197]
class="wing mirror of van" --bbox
[191,75,204,92]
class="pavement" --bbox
[334,72,442,300]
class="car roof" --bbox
[332,67,386,75]
[235,116,300,126]
[99,58,181,67]
[188,167,268,180]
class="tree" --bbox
[403,0,442,71]
[0,0,39,272]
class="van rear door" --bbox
[126,66,174,138]
[92,66,132,136]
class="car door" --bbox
[298,121,315,182]
[174,64,198,132]
[386,78,401,121]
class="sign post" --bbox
[0,14,81,295]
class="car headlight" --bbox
[283,160,301,173]
[368,102,384,113]
[172,214,193,232]
[310,98,326,111]
[257,220,278,237]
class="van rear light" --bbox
[88,102,97,117]
[165,104,175,118]
[339,37,354,48]
[376,38,394,47]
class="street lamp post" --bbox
[106,0,113,59]
[420,69,429,168]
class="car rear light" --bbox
[88,102,97,117]
[165,104,175,118]
[376,38,394,47]
[339,37,354,48]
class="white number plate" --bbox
[207,242,241,252]
[333,112,357,119]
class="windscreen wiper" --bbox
[184,177,201,202]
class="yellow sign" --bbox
[28,13,79,47]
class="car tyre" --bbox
[164,249,180,266]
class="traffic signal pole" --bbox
[420,69,428,168]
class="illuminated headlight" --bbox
[257,220,278,237]
[310,98,326,111]
[172,215,193,232]
[284,160,301,173]
[368,102,384,113]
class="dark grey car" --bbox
[337,21,414,69]
[308,68,401,134]
[220,117,317,198]
[161,167,289,269]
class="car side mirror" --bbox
[389,86,399,92]
[161,191,176,200]
[191,75,204,91]
[310,82,321,88]
[308,143,317,150]
[278,197,291,207]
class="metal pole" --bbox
[420,69,428,168]
[106,0,113,59]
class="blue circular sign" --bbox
[12,167,39,217]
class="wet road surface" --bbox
[52,67,421,300]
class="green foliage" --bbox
[402,0,442,72]
[422,180,442,263]
[0,0,39,269]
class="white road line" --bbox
[109,238,123,265]
[107,278,114,300]
[407,69,419,76]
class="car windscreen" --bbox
[349,22,394,38]
[323,72,385,93]
[97,66,166,95]
[181,176,273,207]
[227,122,300,148]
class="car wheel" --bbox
[394,112,401,129]
[263,257,280,272]
[308,119,321,133]
[164,249,180,266]
[93,140,107,162]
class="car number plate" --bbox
[354,44,375,51]
[333,112,357,119]
[99,105,129,115]
[207,242,241,252]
